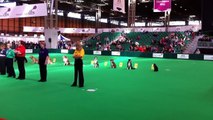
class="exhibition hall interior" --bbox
[0,0,213,120]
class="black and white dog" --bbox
[152,63,158,72]
[127,59,135,70]
[93,57,99,68]
[63,56,70,66]
[110,59,116,68]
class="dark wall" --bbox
[200,48,213,54]
[202,0,213,33]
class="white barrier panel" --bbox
[93,51,101,55]
[23,26,96,34]
[153,53,164,58]
[24,26,44,33]
[177,54,189,59]
[0,2,16,7]
[71,47,76,50]
[0,36,39,43]
[98,25,201,33]
[111,51,120,56]
[61,49,69,54]
[0,54,5,57]
[59,28,95,34]
[204,55,213,61]
[0,3,47,19]
[23,25,201,33]
[26,49,33,54]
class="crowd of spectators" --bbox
[0,41,39,49]
[0,40,76,50]
[0,31,193,53]
[57,41,74,49]
[96,31,195,53]
[198,36,213,42]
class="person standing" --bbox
[71,41,85,88]
[0,44,7,75]
[15,41,26,80]
[6,43,16,78]
[38,43,49,82]
[0,44,7,55]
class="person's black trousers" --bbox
[73,59,84,87]
[17,57,25,79]
[39,59,47,81]
[0,57,6,75]
[6,58,16,77]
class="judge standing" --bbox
[38,42,49,82]
[15,41,26,80]
[71,41,85,88]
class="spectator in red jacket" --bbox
[15,41,26,80]
[137,45,143,52]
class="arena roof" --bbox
[4,0,201,21]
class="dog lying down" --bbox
[30,56,56,64]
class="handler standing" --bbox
[71,41,85,88]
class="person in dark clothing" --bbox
[71,41,85,88]
[38,43,49,82]
[14,56,27,63]
[0,44,7,55]
[0,44,7,75]
[15,41,26,80]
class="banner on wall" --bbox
[154,0,171,12]
[0,3,47,19]
[113,0,125,13]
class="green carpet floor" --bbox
[0,53,213,120]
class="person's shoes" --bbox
[38,80,47,82]
[38,80,46,82]
[7,75,12,77]
[79,85,84,88]
[71,84,77,87]
[17,77,25,80]
[13,75,16,78]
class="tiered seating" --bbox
[110,32,192,53]
[84,31,193,53]
[84,32,121,50]
[110,32,169,51]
